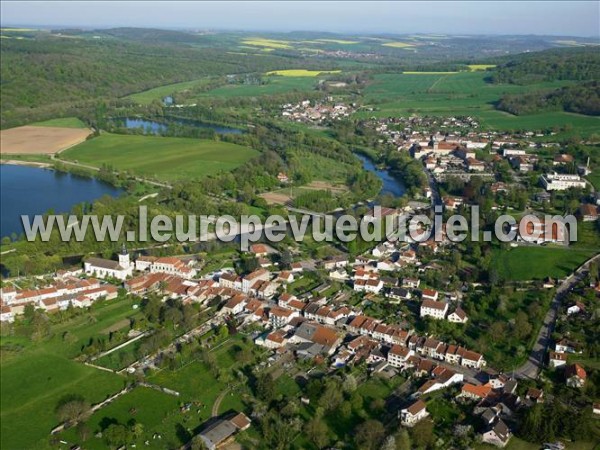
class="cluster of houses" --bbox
[0,274,117,322]
[84,248,198,281]
[280,98,354,123]
[373,117,481,150]
[400,369,552,447]
[1,251,203,322]
[548,338,588,387]
[211,271,531,448]
[409,137,492,181]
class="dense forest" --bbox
[497,81,600,116]
[486,48,600,85]
[0,36,309,127]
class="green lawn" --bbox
[586,172,600,190]
[30,117,88,129]
[477,437,598,450]
[0,297,142,449]
[59,386,181,450]
[1,351,124,449]
[61,133,258,181]
[491,246,596,281]
[361,72,600,135]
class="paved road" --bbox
[515,253,600,379]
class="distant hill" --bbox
[486,47,600,85]
[0,35,302,128]
[497,81,600,116]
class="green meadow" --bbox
[361,72,600,134]
[59,334,259,449]
[0,298,140,449]
[61,133,258,181]
[30,117,88,129]
[491,246,596,281]
[200,75,317,98]
[125,78,214,105]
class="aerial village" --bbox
[1,103,598,449]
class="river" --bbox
[117,117,244,135]
[355,153,406,197]
[0,165,122,238]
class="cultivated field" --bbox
[266,69,341,77]
[260,180,348,205]
[61,133,258,181]
[381,41,415,48]
[467,64,496,71]
[0,125,91,154]
[260,190,292,205]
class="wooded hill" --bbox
[486,47,600,85]
[497,81,600,116]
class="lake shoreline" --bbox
[0,159,53,168]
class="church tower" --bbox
[118,243,130,268]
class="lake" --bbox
[0,164,122,238]
[118,117,244,135]
[355,153,406,197]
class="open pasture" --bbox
[1,298,140,449]
[361,71,599,133]
[30,117,88,129]
[61,133,258,181]
[201,76,317,97]
[125,78,213,104]
[59,386,181,450]
[490,246,596,281]
[0,125,91,154]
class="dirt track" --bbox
[0,125,91,154]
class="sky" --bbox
[1,1,599,37]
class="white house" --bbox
[354,279,384,294]
[388,344,413,368]
[402,277,420,289]
[567,301,585,316]
[541,172,586,191]
[222,294,248,315]
[400,400,429,427]
[242,269,270,293]
[149,257,196,279]
[548,351,567,368]
[420,299,448,320]
[555,339,580,354]
[447,307,468,324]
[269,306,298,328]
[0,305,14,323]
[421,289,439,301]
[461,350,486,369]
[482,419,511,448]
